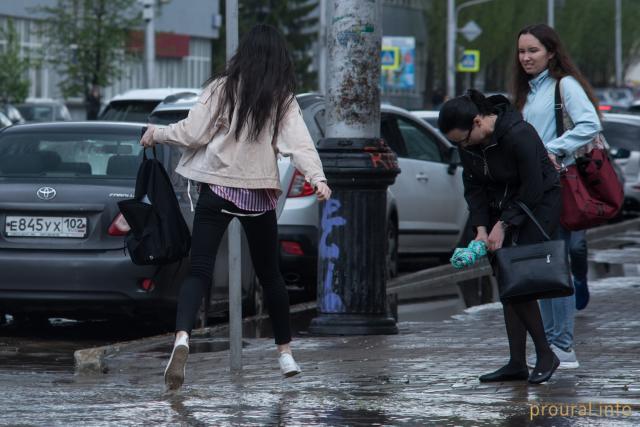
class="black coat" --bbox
[460,97,560,230]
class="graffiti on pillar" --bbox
[319,199,347,312]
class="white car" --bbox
[99,88,201,123]
[273,97,468,295]
[601,113,640,210]
[148,95,468,296]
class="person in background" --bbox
[86,84,101,120]
[513,23,601,370]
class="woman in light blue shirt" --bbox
[512,24,601,371]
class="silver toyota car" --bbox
[0,121,262,323]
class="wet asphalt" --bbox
[2,234,640,425]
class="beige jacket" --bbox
[153,79,326,193]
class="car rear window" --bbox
[602,120,640,151]
[148,110,189,125]
[99,101,160,122]
[0,131,160,179]
[17,105,55,122]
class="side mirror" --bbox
[447,146,460,175]
[611,147,631,159]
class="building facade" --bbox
[0,0,220,115]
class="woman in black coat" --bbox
[438,90,562,384]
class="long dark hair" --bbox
[512,24,599,113]
[437,89,493,134]
[206,24,296,141]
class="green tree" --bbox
[0,18,31,104]
[424,0,640,97]
[36,0,139,105]
[212,0,319,91]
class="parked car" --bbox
[0,112,12,129]
[16,98,72,122]
[595,87,635,113]
[99,88,201,123]
[0,121,269,323]
[412,110,439,128]
[602,113,640,211]
[148,95,467,295]
[0,103,25,125]
[629,100,640,115]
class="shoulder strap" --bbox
[516,200,551,241]
[554,80,564,138]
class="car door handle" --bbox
[416,173,429,182]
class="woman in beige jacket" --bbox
[141,24,331,391]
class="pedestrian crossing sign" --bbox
[381,47,400,70]
[457,50,480,72]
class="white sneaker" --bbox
[550,344,579,369]
[527,344,579,369]
[164,344,189,390]
[278,352,301,378]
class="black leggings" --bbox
[175,185,291,345]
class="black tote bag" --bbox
[495,202,573,302]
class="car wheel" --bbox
[386,218,399,278]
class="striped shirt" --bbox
[209,184,279,212]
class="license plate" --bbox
[5,216,87,238]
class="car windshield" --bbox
[99,101,160,122]
[16,105,54,122]
[148,110,189,125]
[0,130,159,180]
[602,120,640,151]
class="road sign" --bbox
[381,46,400,70]
[381,37,415,90]
[457,50,480,72]
[459,20,482,42]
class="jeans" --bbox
[539,226,583,351]
[175,185,292,345]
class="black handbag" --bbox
[495,201,574,302]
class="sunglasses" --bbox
[449,126,473,146]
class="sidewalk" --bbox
[25,274,634,426]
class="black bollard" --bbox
[309,137,400,335]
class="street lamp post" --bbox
[446,0,494,99]
[142,0,155,88]
[225,0,242,373]
[309,0,400,336]
[615,0,622,86]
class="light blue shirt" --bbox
[522,69,601,165]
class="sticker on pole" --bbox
[457,50,480,73]
[381,47,400,70]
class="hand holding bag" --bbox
[554,81,624,230]
[496,201,573,302]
